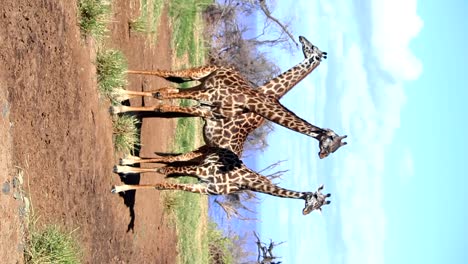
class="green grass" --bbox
[170,98,208,264]
[78,0,112,39]
[15,164,81,264]
[129,0,164,37]
[169,0,212,65]
[112,114,140,155]
[129,17,149,33]
[173,93,200,151]
[171,190,209,264]
[153,0,213,263]
[25,224,82,264]
[207,222,235,264]
[96,49,128,101]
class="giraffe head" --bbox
[298,35,327,61]
[302,184,332,215]
[318,129,348,159]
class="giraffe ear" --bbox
[317,208,323,215]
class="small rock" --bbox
[2,182,10,194]
[2,103,9,117]
[17,172,24,185]
[23,196,30,214]
[17,243,24,253]
[19,206,26,218]
[13,191,22,200]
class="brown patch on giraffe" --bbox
[0,0,177,262]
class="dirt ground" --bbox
[0,1,180,263]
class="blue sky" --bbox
[247,0,468,263]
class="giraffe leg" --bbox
[112,88,153,102]
[159,165,202,177]
[113,165,163,175]
[112,87,180,103]
[119,154,143,165]
[127,65,221,81]
[120,149,205,165]
[152,86,210,103]
[111,183,210,194]
[157,105,216,118]
[150,87,180,98]
[110,104,162,114]
[110,103,215,118]
[114,164,204,178]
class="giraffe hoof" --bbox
[111,185,130,193]
[109,106,121,115]
[120,155,142,165]
[114,165,137,175]
[111,185,126,194]
[119,157,138,165]
[113,165,127,174]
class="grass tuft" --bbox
[129,0,163,39]
[25,224,81,264]
[207,221,235,264]
[112,114,140,154]
[171,189,209,264]
[169,0,212,64]
[96,49,128,101]
[162,193,180,215]
[129,17,149,33]
[154,0,212,263]
[78,0,112,39]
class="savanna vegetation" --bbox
[21,0,295,263]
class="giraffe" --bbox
[112,147,331,215]
[118,36,333,167]
[112,36,347,159]
[113,37,333,214]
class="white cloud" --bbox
[371,0,424,80]
[257,0,423,263]
[334,151,387,264]
[315,0,422,263]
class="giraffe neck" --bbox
[205,58,321,156]
[248,176,308,199]
[257,57,320,99]
[246,92,325,139]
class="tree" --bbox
[253,231,285,264]
[203,0,299,86]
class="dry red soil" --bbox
[0,1,180,263]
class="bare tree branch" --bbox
[215,197,258,221]
[253,231,285,264]
[258,0,298,47]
